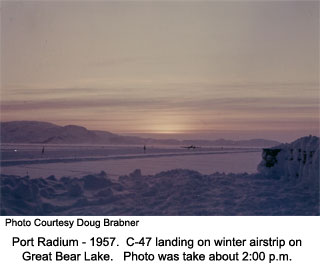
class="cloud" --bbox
[2,94,318,122]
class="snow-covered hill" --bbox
[1,121,280,147]
[1,121,121,144]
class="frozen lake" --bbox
[1,144,262,178]
[2,136,319,216]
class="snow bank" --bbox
[1,136,319,216]
[1,170,318,216]
[258,136,319,185]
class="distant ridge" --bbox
[0,121,280,147]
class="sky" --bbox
[1,0,319,142]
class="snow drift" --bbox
[1,136,319,216]
[258,135,319,185]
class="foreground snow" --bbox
[1,169,318,216]
[1,136,319,216]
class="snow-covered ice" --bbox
[1,145,261,178]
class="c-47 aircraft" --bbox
[181,145,200,150]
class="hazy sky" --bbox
[1,0,319,142]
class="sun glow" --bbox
[145,124,188,135]
[141,115,191,135]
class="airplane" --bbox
[181,145,200,150]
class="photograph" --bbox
[1,0,319,216]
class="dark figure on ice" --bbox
[143,145,146,154]
[41,146,45,157]
[182,145,199,150]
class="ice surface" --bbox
[1,144,261,178]
[1,150,261,179]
